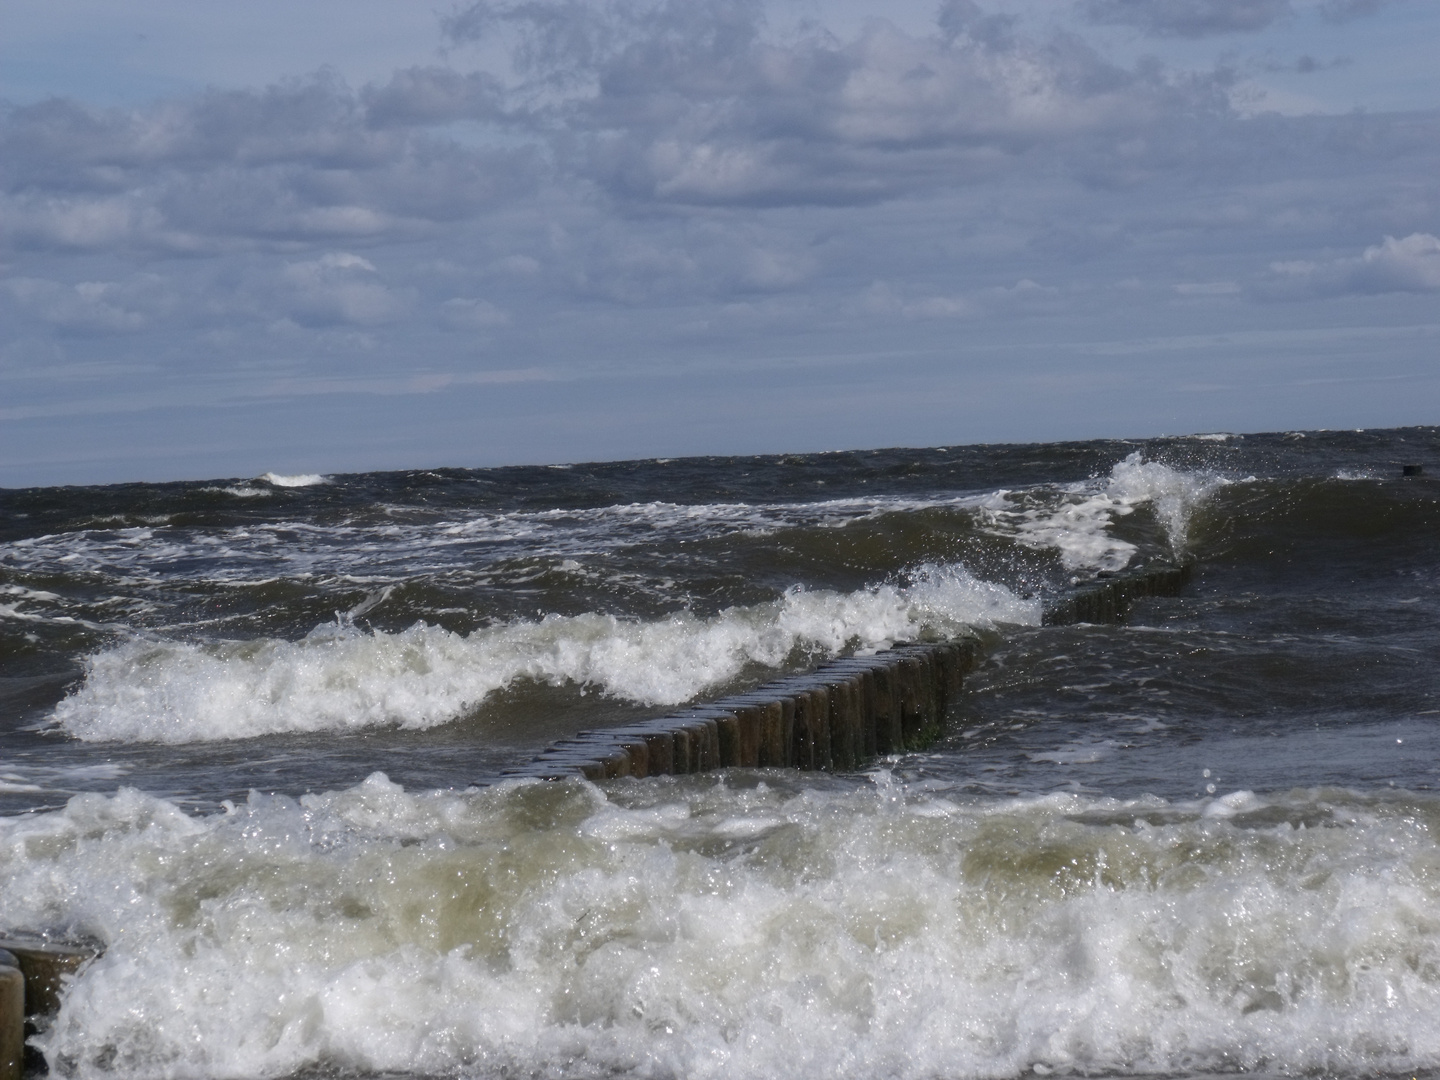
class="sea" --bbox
[1,426,1438,1080]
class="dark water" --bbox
[2,428,1439,1080]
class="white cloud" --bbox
[1262,232,1440,297]
[279,252,412,325]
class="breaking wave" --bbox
[52,563,1037,744]
[6,778,1440,1080]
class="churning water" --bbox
[2,428,1438,1079]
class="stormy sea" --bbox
[2,426,1438,1080]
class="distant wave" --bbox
[259,472,329,487]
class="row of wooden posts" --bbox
[512,562,1193,781]
[508,639,980,781]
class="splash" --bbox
[980,452,1227,571]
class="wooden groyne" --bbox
[1043,562,1192,626]
[511,562,1194,782]
[0,939,97,1080]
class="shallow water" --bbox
[2,427,1438,1079]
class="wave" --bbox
[3,455,1229,598]
[977,452,1228,571]
[8,779,1440,1080]
[259,472,329,488]
[51,563,1037,743]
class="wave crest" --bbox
[52,563,1037,744]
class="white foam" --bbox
[8,778,1440,1080]
[978,452,1228,571]
[52,563,1038,743]
[259,472,329,488]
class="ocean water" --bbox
[2,427,1438,1080]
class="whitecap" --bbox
[259,472,329,488]
[51,563,1038,744]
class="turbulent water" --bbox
[2,428,1438,1080]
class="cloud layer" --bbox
[2,0,1437,484]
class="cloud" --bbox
[0,74,538,255]
[2,0,1439,481]
[863,276,1061,319]
[1079,0,1292,37]
[445,0,1231,207]
[1078,0,1397,36]
[278,252,412,325]
[440,296,510,329]
[1317,0,1394,21]
[3,275,168,333]
[1261,233,1440,297]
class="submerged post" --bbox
[0,952,20,1080]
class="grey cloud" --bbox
[445,0,1230,207]
[1317,0,1394,21]
[1080,0,1293,37]
[361,68,505,127]
[440,296,510,329]
[276,253,414,326]
[863,276,1063,320]
[2,0,1438,433]
[0,74,538,256]
[3,275,164,333]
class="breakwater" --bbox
[0,939,95,1080]
[511,562,1193,781]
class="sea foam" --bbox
[52,563,1037,743]
[260,472,329,487]
[7,778,1440,1080]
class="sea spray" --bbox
[978,452,1229,571]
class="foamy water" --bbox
[1,454,1213,593]
[11,431,1434,1080]
[52,563,1036,743]
[6,776,1440,1080]
[28,452,1222,745]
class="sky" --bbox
[2,0,1437,487]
